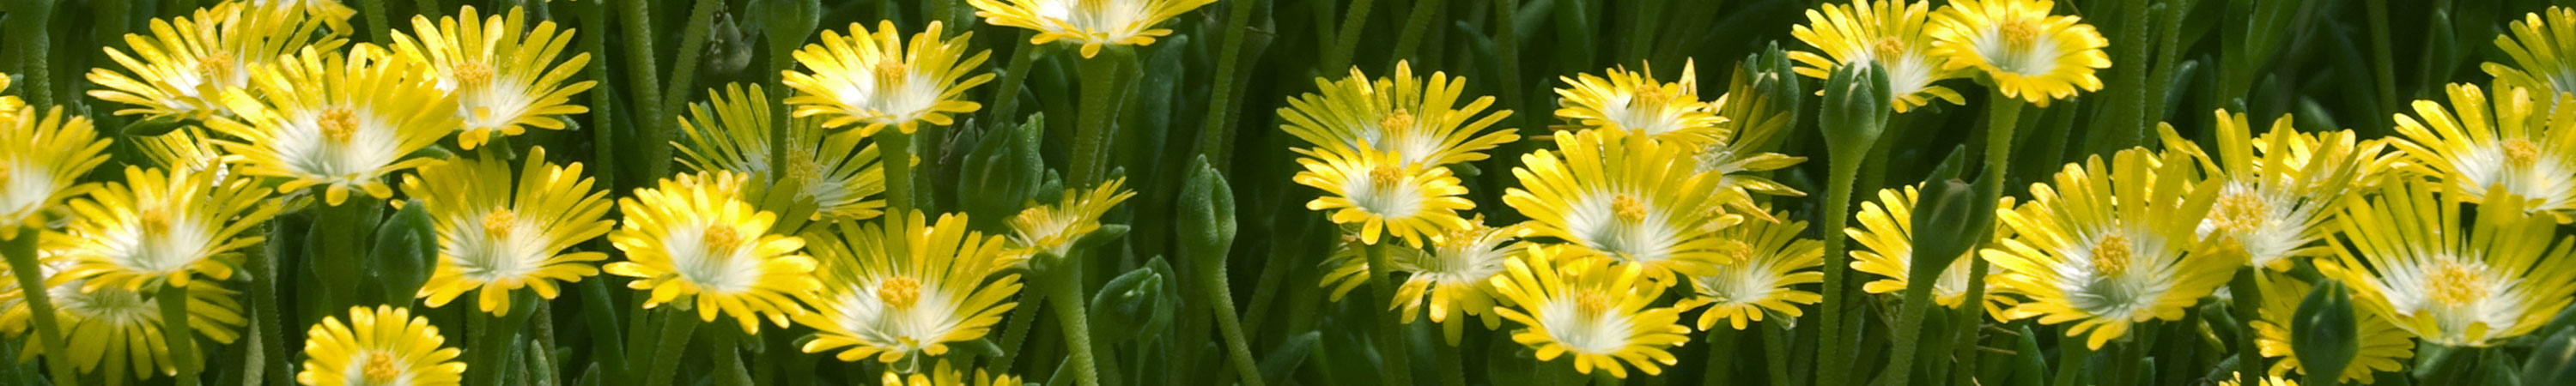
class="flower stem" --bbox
[1363,242,1416,385]
[2227,267,2264,385]
[613,0,671,178]
[160,283,202,386]
[992,289,1043,376]
[2049,334,2090,386]
[1702,325,1739,386]
[1761,320,1792,386]
[313,195,379,312]
[1322,0,1378,71]
[1070,51,1132,187]
[358,0,390,43]
[876,129,915,259]
[473,292,537,386]
[1192,249,1267,386]
[640,307,702,386]
[1197,0,1262,170]
[1041,262,1104,386]
[10,0,52,109]
[1389,0,1444,65]
[1815,130,1866,386]
[662,0,722,120]
[577,0,617,192]
[1434,333,1466,386]
[0,232,77,385]
[578,280,631,382]
[1877,267,1944,386]
[988,32,1042,123]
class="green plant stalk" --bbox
[2227,268,2263,384]
[1815,140,1865,386]
[314,195,378,312]
[418,0,444,18]
[1192,252,1267,386]
[1702,326,1739,386]
[1364,242,1417,385]
[1490,0,1526,133]
[2050,334,2091,386]
[161,284,203,386]
[662,0,722,122]
[614,0,671,178]
[360,0,391,44]
[988,32,1042,123]
[767,15,805,187]
[255,221,293,385]
[711,329,750,386]
[1238,226,1301,336]
[578,0,617,192]
[639,307,702,386]
[1761,321,1792,386]
[1,232,78,385]
[992,289,1043,376]
[1876,267,1945,386]
[1389,0,1444,64]
[578,280,631,382]
[1948,257,1993,380]
[1070,53,1127,187]
[1322,0,1378,70]
[472,293,536,386]
[877,129,917,252]
[1197,0,1261,169]
[2364,0,2397,118]
[1040,262,1105,386]
[1434,332,1466,386]
[11,0,52,109]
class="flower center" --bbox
[2427,260,2489,306]
[1720,239,1756,264]
[876,276,923,310]
[1872,37,1905,60]
[137,206,173,236]
[453,62,495,91]
[1368,165,1405,190]
[1572,289,1615,317]
[197,51,238,83]
[1634,84,1674,108]
[2208,192,2269,232]
[359,352,399,383]
[319,107,360,144]
[1379,109,1417,136]
[874,61,910,91]
[2089,234,2133,277]
[2002,20,2039,48]
[2503,138,2541,166]
[482,209,518,239]
[1612,195,1649,223]
[702,225,743,256]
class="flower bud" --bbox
[1180,156,1237,266]
[2292,280,2360,383]
[961,114,1048,228]
[1091,257,1178,344]
[1908,177,1991,280]
[1819,62,1893,160]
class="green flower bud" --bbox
[2293,280,2360,383]
[1091,257,1179,344]
[961,114,1048,228]
[1819,62,1893,160]
[1909,146,1994,280]
[1180,156,1236,265]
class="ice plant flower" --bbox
[1506,129,1735,281]
[0,106,113,239]
[2161,110,2385,270]
[295,306,465,386]
[89,3,345,120]
[2252,274,2415,384]
[677,83,887,222]
[2487,7,2576,101]
[135,128,237,178]
[1292,147,1475,245]
[1490,247,1693,378]
[783,21,993,136]
[1926,0,2110,106]
[1692,65,1810,221]
[1847,185,2014,316]
[403,147,614,316]
[967,0,1218,58]
[1338,218,1526,343]
[1554,61,1728,146]
[2386,83,2576,220]
[1279,61,1520,168]
[0,72,19,119]
[207,45,459,206]
[5,256,246,383]
[1791,0,1966,112]
[1006,178,1136,260]
[2318,181,2576,347]
[1315,233,1400,300]
[1681,209,1823,331]
[389,5,598,150]
[58,166,280,291]
[883,360,1024,386]
[1987,148,2234,349]
[605,171,822,334]
[796,213,1024,365]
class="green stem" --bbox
[579,0,617,192]
[360,0,391,44]
[1363,242,1416,385]
[1876,268,1943,386]
[472,292,535,386]
[2227,268,2263,385]
[639,308,702,386]
[1434,334,1466,386]
[1322,0,1378,70]
[1388,0,1443,65]
[2,232,79,386]
[1702,326,1739,386]
[1490,0,1526,134]
[662,0,722,121]
[1984,90,2024,188]
[578,280,630,380]
[2049,334,2091,386]
[1815,135,1866,386]
[1193,251,1267,386]
[1950,256,1993,379]
[418,0,444,18]
[1041,263,1104,386]
[711,328,750,386]
[1197,0,1261,170]
[1238,228,1298,337]
[988,32,1042,123]
[11,0,51,109]
[613,0,671,178]
[255,220,293,385]
[992,290,1043,376]
[313,195,379,312]
[1761,321,1791,386]
[2364,0,2397,121]
[876,128,916,223]
[160,284,202,386]
[1070,51,1131,187]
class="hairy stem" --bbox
[1323,0,1378,70]
[1194,252,1267,386]
[1364,242,1416,385]
[161,283,202,386]
[639,308,702,386]
[2,232,80,385]
[1041,263,1104,386]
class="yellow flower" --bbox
[783,21,993,136]
[207,45,460,207]
[2487,7,2576,102]
[7,256,246,383]
[1693,63,1810,221]
[295,305,465,386]
[1554,61,1727,146]
[967,0,1218,58]
[88,3,347,120]
[2160,110,2386,270]
[677,83,888,222]
[1847,185,2016,316]
[1926,0,2110,106]
[0,71,20,120]
[1007,178,1136,260]
[1315,233,1392,300]
[1293,147,1475,246]
[1792,0,1967,112]
[2252,273,2414,384]
[58,166,279,292]
[1335,218,1525,344]
[2221,375,2300,386]
[135,127,239,178]
[1505,128,1735,281]
[1490,247,1692,378]
[2386,83,2576,220]
[796,212,1024,365]
[1279,61,1521,168]
[1987,148,2233,349]
[2318,180,2576,347]
[1682,208,1823,331]
[882,360,1024,386]
[0,106,113,239]
[605,171,822,334]
[403,147,612,316]
[389,5,598,150]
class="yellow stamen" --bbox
[2002,20,2039,48]
[196,51,238,83]
[2427,260,2490,306]
[1612,195,1649,223]
[1368,165,1405,188]
[1872,37,1905,60]
[1720,239,1756,264]
[482,209,518,239]
[702,226,743,255]
[319,107,359,144]
[137,207,173,235]
[453,62,495,91]
[360,352,400,383]
[2208,192,2269,232]
[2089,234,2134,277]
[1572,289,1616,317]
[873,60,910,90]
[1379,109,1418,133]
[876,276,923,310]
[2503,138,2541,166]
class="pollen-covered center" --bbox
[453,62,496,91]
[1612,195,1649,223]
[2208,192,2270,232]
[876,276,923,310]
[701,225,744,256]
[1572,289,1615,316]
[1871,37,1905,60]
[2427,259,2490,306]
[197,51,239,84]
[137,206,173,235]
[2089,234,2134,277]
[319,107,360,144]
[2503,138,2542,166]
[359,351,400,383]
[481,209,519,239]
[2001,20,2039,48]
[873,61,911,90]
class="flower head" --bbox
[605,171,821,334]
[1554,62,1727,146]
[678,83,887,222]
[404,147,613,316]
[1007,178,1135,260]
[2318,179,2576,347]
[1847,185,2015,316]
[1927,0,2110,106]
[1506,129,1736,281]
[796,212,1024,365]
[136,127,240,178]
[0,71,20,119]
[1792,0,1967,112]
[2252,274,2415,384]
[1490,247,1692,378]
[295,306,465,386]
[0,106,113,238]
[207,45,459,207]
[1988,148,2234,349]
[390,5,598,150]
[882,360,1025,386]
[2487,7,2576,101]
[58,166,279,292]
[88,3,347,120]
[968,0,1218,58]
[1682,209,1823,331]
[1331,218,1526,344]
[2386,83,2576,220]
[5,256,246,383]
[1279,61,1520,168]
[783,21,993,136]
[2161,110,2386,270]
[1293,147,1475,245]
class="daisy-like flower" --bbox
[1293,147,1475,245]
[2487,7,2576,101]
[1847,185,2016,316]
[677,83,887,222]
[1692,64,1810,221]
[883,360,1024,386]
[1791,0,1967,112]
[2386,83,2576,220]
[136,127,238,178]
[1315,233,1400,299]
[1279,61,1520,168]
[783,21,993,136]
[1925,0,2110,106]
[0,106,113,239]
[1681,208,1823,331]
[206,45,459,206]
[0,72,21,119]
[967,0,1218,58]
[796,212,1024,365]
[88,3,346,120]
[605,171,821,334]
[57,166,279,292]
[2252,274,2415,384]
[295,305,465,386]
[1006,178,1136,260]
[1359,218,1526,343]
[1554,61,1728,146]
[1986,148,2234,349]
[5,256,246,383]
[389,5,598,150]
[1505,128,1735,281]
[402,147,612,316]
[1490,247,1692,378]
[2160,110,2385,270]
[2317,180,2576,347]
